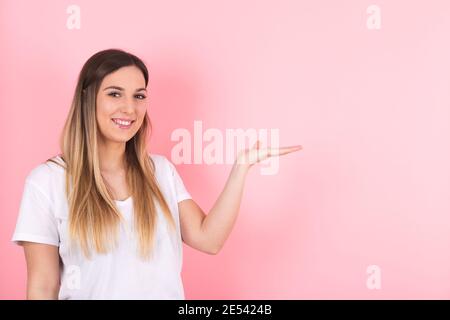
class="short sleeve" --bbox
[11,178,59,246]
[165,157,192,203]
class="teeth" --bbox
[113,119,132,126]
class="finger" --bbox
[281,145,302,150]
[267,146,302,157]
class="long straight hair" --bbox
[46,48,176,260]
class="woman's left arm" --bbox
[179,140,302,255]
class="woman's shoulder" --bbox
[148,153,180,180]
[149,152,172,168]
[25,155,65,186]
[149,152,167,162]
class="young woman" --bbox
[11,48,302,300]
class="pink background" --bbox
[1,0,450,299]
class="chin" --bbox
[108,134,134,143]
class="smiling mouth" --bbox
[111,118,135,128]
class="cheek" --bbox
[95,104,115,132]
[136,105,147,119]
[96,100,115,120]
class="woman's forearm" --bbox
[200,140,302,254]
[201,161,250,254]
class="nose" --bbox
[120,96,137,113]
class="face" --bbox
[96,65,148,145]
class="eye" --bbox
[108,92,120,98]
[108,92,146,100]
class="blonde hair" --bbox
[46,48,176,260]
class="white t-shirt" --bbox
[11,153,192,300]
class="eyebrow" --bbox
[103,86,147,92]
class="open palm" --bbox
[235,140,303,168]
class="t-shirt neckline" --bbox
[115,196,132,205]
